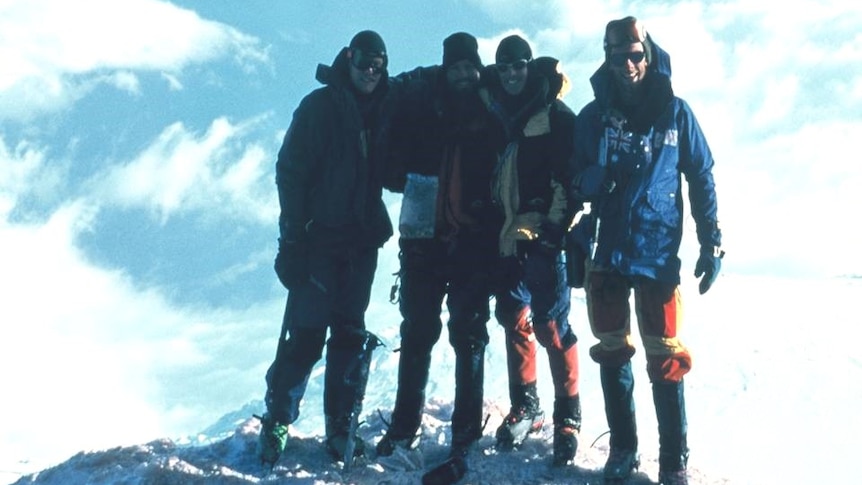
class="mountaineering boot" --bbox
[376,432,417,457]
[325,414,366,460]
[376,349,432,457]
[495,382,544,450]
[546,341,580,466]
[322,329,382,464]
[604,448,640,482]
[552,394,581,466]
[256,412,289,467]
[496,306,540,451]
[600,362,639,480]
[421,340,485,485]
[450,340,486,458]
[658,468,689,485]
[653,380,689,485]
[421,454,468,485]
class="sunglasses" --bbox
[350,49,387,74]
[495,59,529,73]
[610,51,646,66]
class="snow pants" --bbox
[388,233,493,441]
[495,242,579,401]
[585,270,691,383]
[264,244,378,425]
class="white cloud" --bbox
[0,200,278,468]
[161,72,184,91]
[90,116,277,224]
[750,74,800,128]
[717,119,862,275]
[0,133,279,468]
[107,70,142,95]
[0,0,268,120]
[0,138,45,215]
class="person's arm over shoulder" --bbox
[381,76,435,193]
[392,64,441,85]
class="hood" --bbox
[589,33,672,104]
[314,47,390,93]
[315,47,351,88]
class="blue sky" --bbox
[1,0,861,476]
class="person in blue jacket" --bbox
[570,17,723,485]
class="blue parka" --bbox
[572,37,721,284]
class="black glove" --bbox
[539,222,566,252]
[564,217,592,289]
[274,238,309,290]
[694,246,724,295]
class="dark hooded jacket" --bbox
[572,36,721,284]
[480,59,576,257]
[386,67,501,242]
[275,47,403,249]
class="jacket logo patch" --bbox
[656,129,678,148]
[606,126,634,153]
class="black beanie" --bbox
[442,32,483,69]
[349,30,387,57]
[603,16,653,64]
[495,35,532,64]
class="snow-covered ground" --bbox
[6,274,860,484]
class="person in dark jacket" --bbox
[482,35,582,467]
[257,30,404,468]
[571,17,723,485]
[375,32,500,462]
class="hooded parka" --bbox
[573,38,721,284]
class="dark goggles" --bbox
[350,49,387,74]
[609,51,646,66]
[495,59,529,73]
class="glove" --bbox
[564,217,592,289]
[572,164,611,200]
[274,238,309,290]
[565,239,587,288]
[538,222,566,252]
[694,246,724,295]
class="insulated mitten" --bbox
[274,238,308,290]
[694,246,724,294]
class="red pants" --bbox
[585,270,691,383]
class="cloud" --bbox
[717,119,862,276]
[89,116,278,224]
[0,133,281,459]
[0,197,279,466]
[0,138,45,215]
[0,0,269,121]
[107,71,143,95]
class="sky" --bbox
[1,0,861,483]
